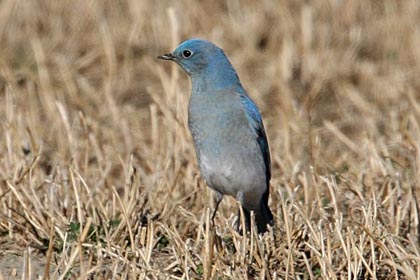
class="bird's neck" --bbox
[191,57,241,93]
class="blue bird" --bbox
[158,39,273,233]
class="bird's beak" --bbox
[157,53,175,60]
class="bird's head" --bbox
[158,39,227,76]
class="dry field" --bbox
[0,0,420,279]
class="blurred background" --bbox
[0,0,420,278]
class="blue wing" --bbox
[239,93,271,186]
[239,92,274,226]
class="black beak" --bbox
[157,53,175,60]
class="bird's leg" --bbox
[236,207,251,234]
[235,191,251,234]
[236,192,244,232]
[236,208,241,232]
[211,191,223,224]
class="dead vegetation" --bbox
[0,0,420,279]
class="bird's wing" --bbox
[239,93,271,185]
[239,91,274,228]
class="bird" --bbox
[158,39,273,233]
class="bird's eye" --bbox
[182,49,193,59]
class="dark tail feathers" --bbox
[241,189,273,234]
[255,190,273,233]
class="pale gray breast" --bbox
[198,137,266,198]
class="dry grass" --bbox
[0,0,420,279]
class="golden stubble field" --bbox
[0,0,420,279]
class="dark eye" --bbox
[182,49,193,59]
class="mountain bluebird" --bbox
[158,39,273,233]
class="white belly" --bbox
[198,153,266,200]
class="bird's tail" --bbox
[255,189,274,233]
[241,189,273,233]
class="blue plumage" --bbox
[158,39,273,233]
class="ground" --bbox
[0,0,420,279]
